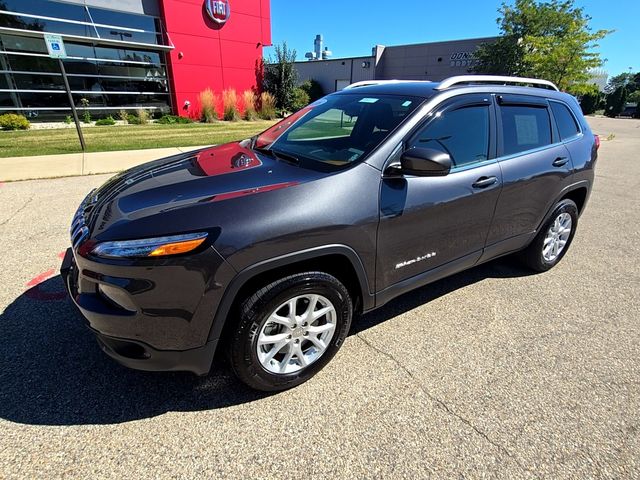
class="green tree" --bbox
[263,42,298,112]
[605,86,627,118]
[473,0,611,94]
[604,72,639,94]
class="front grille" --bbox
[70,189,97,250]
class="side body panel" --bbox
[376,163,502,289]
[211,162,381,292]
[485,95,575,249]
[376,93,502,291]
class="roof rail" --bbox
[435,75,559,91]
[343,79,429,90]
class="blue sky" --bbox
[266,0,640,77]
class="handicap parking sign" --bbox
[44,34,67,59]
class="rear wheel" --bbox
[520,199,578,272]
[228,272,352,391]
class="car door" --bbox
[376,94,502,292]
[484,94,574,251]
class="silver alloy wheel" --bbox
[543,212,572,262]
[256,294,337,374]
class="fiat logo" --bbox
[206,0,230,24]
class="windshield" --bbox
[252,94,422,169]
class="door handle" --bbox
[472,176,498,189]
[552,156,569,167]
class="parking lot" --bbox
[0,116,638,478]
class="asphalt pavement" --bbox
[0,117,638,478]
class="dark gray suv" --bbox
[61,75,598,391]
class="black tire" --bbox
[520,199,578,272]
[228,272,353,391]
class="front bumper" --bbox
[60,247,233,375]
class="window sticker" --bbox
[514,114,539,145]
[358,97,379,104]
[401,100,412,107]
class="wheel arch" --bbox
[560,185,588,214]
[207,245,374,345]
[536,181,590,234]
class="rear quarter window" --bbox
[550,101,581,141]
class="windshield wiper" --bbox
[252,142,299,165]
[270,148,299,165]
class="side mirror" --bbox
[400,147,452,176]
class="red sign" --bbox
[206,0,230,24]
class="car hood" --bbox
[85,142,325,240]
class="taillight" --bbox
[594,134,600,150]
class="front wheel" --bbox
[520,199,578,272]
[228,272,353,391]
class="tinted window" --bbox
[409,105,490,168]
[0,1,163,45]
[500,105,552,156]
[550,101,580,140]
[255,94,421,170]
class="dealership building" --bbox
[0,0,271,120]
[293,36,497,93]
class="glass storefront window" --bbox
[0,0,172,119]
[0,0,165,46]
[0,33,47,54]
[87,6,159,32]
[0,0,89,22]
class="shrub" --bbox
[136,108,150,125]
[242,90,258,121]
[291,87,310,111]
[117,109,129,123]
[156,114,193,124]
[258,91,277,120]
[95,116,116,126]
[64,115,72,124]
[300,79,324,102]
[222,89,240,121]
[605,86,627,118]
[580,92,601,115]
[127,114,140,124]
[199,88,218,123]
[0,113,30,130]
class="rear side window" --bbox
[550,101,580,140]
[500,105,552,156]
[409,105,490,168]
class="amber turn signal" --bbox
[148,237,207,256]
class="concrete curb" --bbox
[0,145,210,182]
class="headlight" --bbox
[91,232,208,259]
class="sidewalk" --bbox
[0,145,210,182]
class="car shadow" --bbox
[0,258,532,426]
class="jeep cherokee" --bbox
[61,75,598,391]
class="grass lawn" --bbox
[0,120,277,158]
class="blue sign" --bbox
[44,34,67,59]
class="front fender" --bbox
[206,244,374,344]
